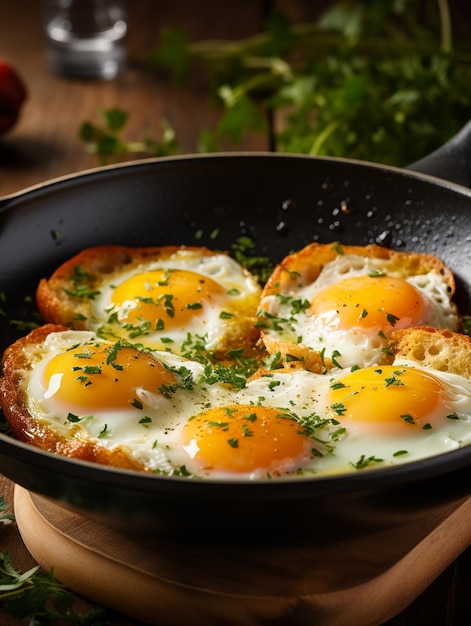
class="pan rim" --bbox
[2,150,471,207]
[1,427,471,497]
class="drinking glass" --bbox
[42,0,128,80]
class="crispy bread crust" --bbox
[390,326,471,378]
[261,242,456,297]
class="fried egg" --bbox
[24,330,211,473]
[36,246,262,356]
[178,368,339,478]
[310,361,471,475]
[5,326,471,479]
[177,361,471,477]
[259,243,460,370]
[20,329,330,478]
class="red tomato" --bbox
[0,58,27,135]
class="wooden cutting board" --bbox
[13,485,471,626]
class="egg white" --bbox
[260,253,460,369]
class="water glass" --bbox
[42,0,128,80]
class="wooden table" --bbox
[0,0,273,199]
[2,1,471,625]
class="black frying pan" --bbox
[2,123,471,541]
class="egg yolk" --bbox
[329,365,448,434]
[182,405,313,475]
[111,269,227,330]
[309,275,426,333]
[43,343,176,411]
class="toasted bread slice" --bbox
[390,326,471,378]
[36,244,228,329]
[35,244,264,357]
[258,242,461,371]
[0,324,149,471]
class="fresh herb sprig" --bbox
[0,552,112,625]
[0,496,114,624]
[79,108,179,164]
[82,2,471,165]
[0,497,14,525]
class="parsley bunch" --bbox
[81,0,471,167]
[0,552,111,625]
[0,497,113,625]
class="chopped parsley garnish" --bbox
[98,424,109,438]
[82,365,102,375]
[219,311,234,319]
[244,412,257,423]
[207,421,230,429]
[66,413,82,423]
[264,352,284,370]
[330,402,347,416]
[131,398,144,410]
[241,424,254,437]
[105,341,126,369]
[369,269,386,277]
[386,312,400,326]
[180,333,259,389]
[76,375,92,385]
[384,371,405,387]
[159,293,175,317]
[350,455,384,470]
[64,266,101,299]
[255,309,290,332]
[231,236,273,285]
[281,267,301,281]
[331,350,343,369]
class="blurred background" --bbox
[2,0,471,197]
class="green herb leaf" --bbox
[0,552,112,624]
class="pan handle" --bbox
[407,120,471,188]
